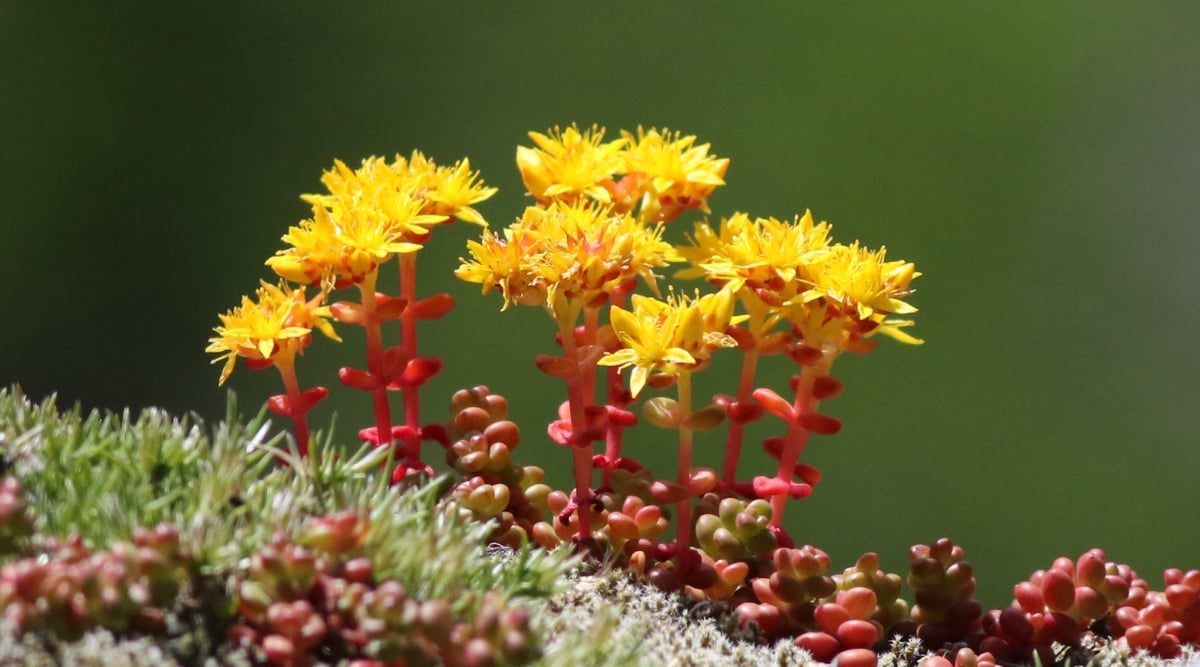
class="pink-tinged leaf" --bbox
[751,476,789,499]
[650,480,690,504]
[330,300,367,325]
[837,619,882,649]
[535,354,577,379]
[374,294,408,322]
[799,412,842,435]
[357,427,384,445]
[1075,551,1106,589]
[643,397,684,429]
[751,388,795,421]
[339,367,382,391]
[1041,568,1076,613]
[605,405,638,426]
[688,468,718,495]
[812,375,844,400]
[1014,581,1043,613]
[409,293,455,320]
[547,419,572,445]
[726,400,764,424]
[683,404,725,431]
[794,631,839,663]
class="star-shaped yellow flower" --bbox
[620,127,730,222]
[516,124,627,206]
[598,286,742,397]
[676,210,832,303]
[456,201,677,317]
[206,281,340,385]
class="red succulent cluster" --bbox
[229,511,538,667]
[979,548,1136,664]
[436,386,550,549]
[908,538,984,649]
[0,523,190,640]
[1112,567,1200,658]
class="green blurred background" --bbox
[3,3,1198,608]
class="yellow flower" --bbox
[206,281,341,385]
[676,210,832,304]
[516,124,627,206]
[456,201,677,316]
[268,155,461,286]
[790,242,922,347]
[351,151,497,226]
[597,287,741,397]
[620,127,730,222]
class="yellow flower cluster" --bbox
[456,201,676,320]
[268,153,497,287]
[597,287,743,397]
[678,210,922,352]
[212,152,495,384]
[206,281,340,385]
[516,124,729,223]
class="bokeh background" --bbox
[3,3,1198,608]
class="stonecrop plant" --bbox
[194,124,1200,667]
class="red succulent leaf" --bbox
[245,357,275,371]
[795,463,822,486]
[420,424,451,447]
[397,356,442,388]
[330,301,367,325]
[294,386,329,414]
[604,405,638,427]
[535,354,578,379]
[799,412,842,435]
[339,366,382,391]
[374,294,408,322]
[786,343,824,366]
[812,375,844,400]
[266,394,292,417]
[409,293,455,320]
[751,388,795,421]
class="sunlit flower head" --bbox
[268,156,469,286]
[206,281,340,385]
[597,286,742,397]
[789,242,922,348]
[676,210,833,303]
[620,127,729,223]
[456,201,677,318]
[516,124,627,206]
[383,151,498,226]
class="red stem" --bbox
[558,310,594,542]
[601,292,628,488]
[399,252,421,465]
[768,355,832,528]
[274,348,310,458]
[675,370,695,559]
[360,272,393,450]
[722,348,760,485]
